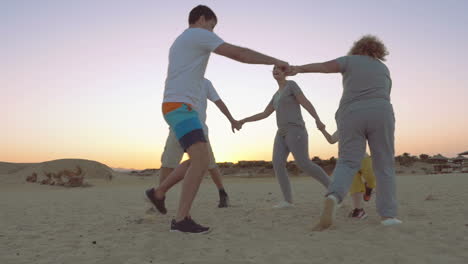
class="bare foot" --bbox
[313,197,337,231]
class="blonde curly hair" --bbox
[348,35,389,61]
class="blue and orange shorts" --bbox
[162,102,207,151]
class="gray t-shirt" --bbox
[336,55,392,113]
[269,80,305,136]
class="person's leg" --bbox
[159,130,184,185]
[156,160,191,197]
[351,192,363,209]
[286,128,330,189]
[328,110,368,200]
[205,138,224,190]
[272,133,293,204]
[159,167,174,185]
[348,192,367,219]
[361,157,377,189]
[367,106,399,221]
[154,103,211,234]
[208,167,229,208]
[204,135,229,207]
[360,156,376,201]
[314,110,367,231]
[348,173,368,220]
[349,173,365,208]
[175,141,209,221]
[208,168,224,190]
[146,130,185,214]
[145,160,191,214]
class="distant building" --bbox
[429,154,449,164]
[456,152,468,173]
[452,155,468,164]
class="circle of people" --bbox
[144,5,402,234]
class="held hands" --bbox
[231,119,243,133]
[286,66,300,76]
[273,59,300,76]
[274,59,290,73]
[316,119,326,131]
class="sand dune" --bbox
[1,170,467,264]
[0,159,114,185]
[0,162,35,175]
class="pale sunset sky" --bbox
[2,0,467,169]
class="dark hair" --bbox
[188,5,217,24]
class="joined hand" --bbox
[316,120,326,131]
[231,120,243,133]
[286,66,299,76]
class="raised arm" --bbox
[290,60,340,74]
[294,93,325,130]
[214,43,289,70]
[240,102,274,125]
[214,99,241,132]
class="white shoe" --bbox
[381,218,403,226]
[272,201,295,209]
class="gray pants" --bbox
[273,127,330,203]
[329,103,397,217]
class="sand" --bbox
[1,170,468,264]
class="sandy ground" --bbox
[1,173,468,264]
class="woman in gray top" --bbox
[290,35,402,230]
[239,66,330,208]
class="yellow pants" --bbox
[350,156,376,194]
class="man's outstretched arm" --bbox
[289,60,340,75]
[214,43,289,70]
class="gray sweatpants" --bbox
[329,103,397,218]
[273,127,330,203]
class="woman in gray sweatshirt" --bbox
[289,35,402,230]
[239,66,330,208]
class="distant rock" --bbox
[3,159,114,187]
[0,162,35,174]
[130,168,159,176]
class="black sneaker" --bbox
[348,208,367,219]
[144,188,167,214]
[218,190,229,208]
[170,217,210,234]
